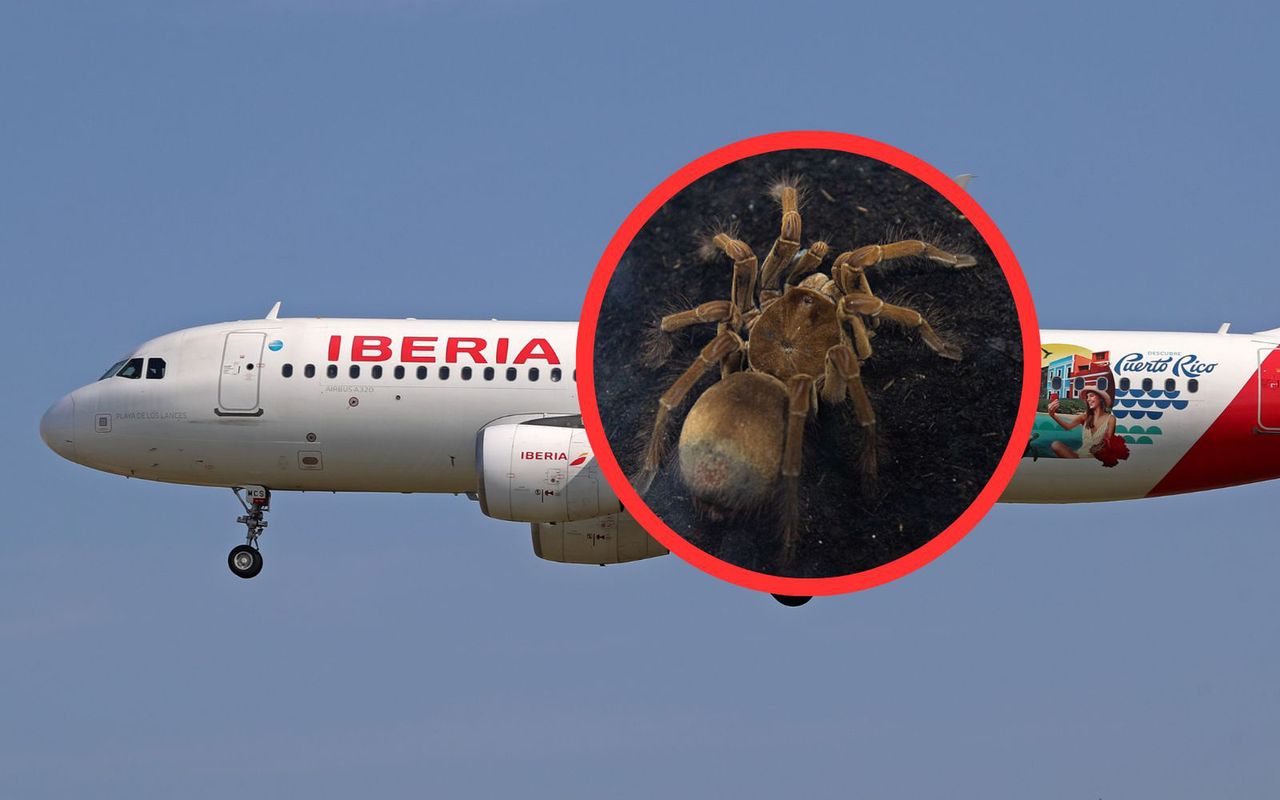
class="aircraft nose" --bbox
[40,394,76,459]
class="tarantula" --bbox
[631,182,976,569]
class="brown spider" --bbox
[631,182,976,569]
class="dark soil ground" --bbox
[593,149,1023,578]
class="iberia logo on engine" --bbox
[520,451,591,466]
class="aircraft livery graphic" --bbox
[1005,328,1280,502]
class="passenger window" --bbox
[305,364,315,378]
[506,367,517,381]
[349,365,360,379]
[1142,378,1153,392]
[439,366,450,380]
[1051,376,1062,390]
[483,367,495,381]
[146,358,166,379]
[529,368,540,381]
[572,370,577,382]
[417,366,428,380]
[1097,376,1109,390]
[550,368,562,382]
[394,365,405,380]
[116,358,144,379]
[282,363,293,378]
[1119,377,1130,391]
[372,365,383,379]
[1164,378,1176,392]
[327,365,338,379]
[1188,378,1199,393]
[1074,377,1084,391]
[461,366,473,380]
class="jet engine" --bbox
[476,416,622,523]
[531,512,668,564]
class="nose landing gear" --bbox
[228,485,269,579]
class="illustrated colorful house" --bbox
[1043,355,1074,399]
[1042,350,1113,399]
[1067,350,1112,397]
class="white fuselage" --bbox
[41,318,579,493]
[40,318,1280,505]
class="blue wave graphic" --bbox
[1116,410,1164,420]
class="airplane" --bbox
[38,303,667,583]
[38,304,1280,602]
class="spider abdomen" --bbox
[678,372,788,513]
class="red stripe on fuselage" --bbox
[1149,345,1280,497]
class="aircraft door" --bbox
[1259,348,1280,431]
[218,332,266,415]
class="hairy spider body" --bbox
[679,372,787,512]
[632,182,975,570]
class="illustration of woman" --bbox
[1047,386,1117,460]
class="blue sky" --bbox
[3,1,1280,797]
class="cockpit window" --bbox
[99,359,128,380]
[116,358,145,379]
[146,358,166,379]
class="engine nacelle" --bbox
[531,512,668,564]
[476,418,622,523]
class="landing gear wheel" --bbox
[228,544,264,579]
[229,485,270,579]
[772,594,812,607]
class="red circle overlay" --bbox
[577,131,1040,596]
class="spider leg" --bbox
[831,241,972,336]
[782,241,829,287]
[827,267,872,356]
[780,373,815,571]
[823,343,878,484]
[711,234,759,378]
[859,273,882,332]
[657,300,738,333]
[759,186,803,295]
[835,240,977,273]
[631,330,744,495]
[841,293,962,360]
[843,270,883,332]
[817,277,841,304]
[640,300,737,368]
[831,253,881,306]
[711,234,759,321]
[837,303,874,360]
